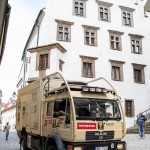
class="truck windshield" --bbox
[74,97,121,121]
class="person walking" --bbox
[136,113,147,138]
[4,122,10,140]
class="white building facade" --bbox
[0,101,16,131]
[17,0,150,128]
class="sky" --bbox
[0,0,44,102]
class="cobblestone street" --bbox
[0,131,150,150]
[0,131,19,150]
[123,134,150,150]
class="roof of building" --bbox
[27,42,67,53]
[1,100,16,113]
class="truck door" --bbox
[43,101,53,136]
[52,98,71,140]
[20,95,31,132]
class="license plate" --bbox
[95,146,108,150]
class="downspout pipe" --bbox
[19,8,45,87]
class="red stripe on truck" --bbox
[77,122,96,129]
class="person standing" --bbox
[4,122,10,140]
[136,113,147,138]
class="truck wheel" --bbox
[47,145,57,150]
[20,136,27,150]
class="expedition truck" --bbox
[16,72,126,150]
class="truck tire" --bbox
[47,145,57,150]
[20,136,27,150]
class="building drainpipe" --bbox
[22,23,40,87]
[23,57,26,87]
[36,24,40,47]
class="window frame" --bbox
[122,11,132,26]
[53,98,70,120]
[36,51,50,71]
[39,54,49,70]
[82,25,99,46]
[129,34,144,54]
[73,0,87,17]
[125,99,135,117]
[80,55,98,78]
[96,1,113,22]
[132,63,146,84]
[108,30,124,51]
[119,6,135,27]
[109,60,125,81]
[55,20,74,42]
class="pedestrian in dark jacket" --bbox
[4,122,10,140]
[136,113,147,138]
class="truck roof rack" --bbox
[61,81,86,86]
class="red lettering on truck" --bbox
[77,122,96,129]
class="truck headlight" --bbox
[117,144,123,150]
[67,146,83,150]
[74,147,83,150]
[67,145,73,150]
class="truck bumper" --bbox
[67,140,126,150]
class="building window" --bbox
[108,30,124,51]
[80,55,98,78]
[73,0,87,17]
[112,66,121,81]
[122,12,132,26]
[58,26,69,41]
[132,63,146,84]
[119,6,135,27]
[39,54,48,70]
[36,51,50,71]
[99,6,109,21]
[125,99,134,117]
[83,62,93,77]
[96,1,113,22]
[59,59,64,71]
[55,20,74,42]
[85,31,96,46]
[129,34,144,54]
[109,60,125,81]
[82,25,99,46]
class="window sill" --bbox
[134,81,145,84]
[85,44,97,47]
[132,52,142,54]
[57,39,70,42]
[83,76,94,78]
